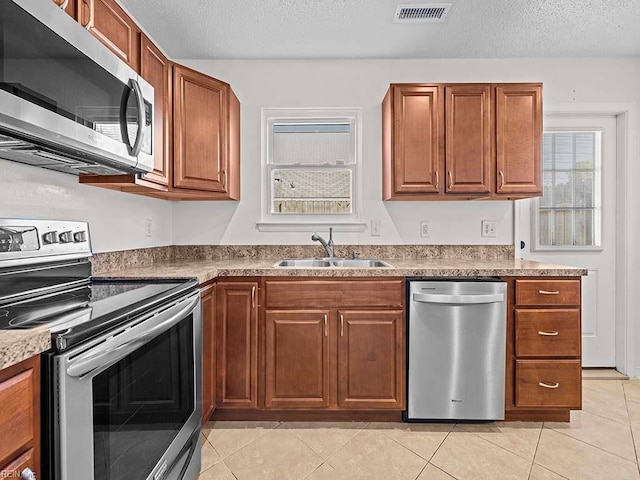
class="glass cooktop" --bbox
[0,278,197,351]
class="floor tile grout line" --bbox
[527,422,545,479]
[530,462,570,480]
[429,462,460,479]
[580,405,631,427]
[412,462,429,480]
[207,422,282,464]
[425,425,455,470]
[622,384,640,474]
[542,424,639,464]
[304,421,371,468]
[377,429,435,464]
[454,424,538,464]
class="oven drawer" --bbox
[515,280,581,306]
[515,360,581,408]
[515,309,581,357]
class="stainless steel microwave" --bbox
[0,0,154,175]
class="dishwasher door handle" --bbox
[412,292,505,304]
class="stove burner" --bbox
[0,309,8,318]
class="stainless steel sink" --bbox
[273,258,392,268]
[273,259,332,267]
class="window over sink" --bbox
[258,108,365,232]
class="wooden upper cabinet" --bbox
[51,0,78,19]
[140,35,171,186]
[495,84,543,196]
[264,310,331,409]
[79,0,140,72]
[201,284,216,424]
[173,64,240,199]
[383,82,542,200]
[216,281,258,408]
[444,84,491,194]
[337,310,404,409]
[383,84,443,199]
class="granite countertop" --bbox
[0,328,51,371]
[96,257,587,284]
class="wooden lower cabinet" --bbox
[0,356,40,478]
[212,277,405,419]
[264,310,331,408]
[201,283,216,423]
[504,276,582,421]
[338,310,404,409]
[216,281,258,408]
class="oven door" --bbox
[54,291,202,480]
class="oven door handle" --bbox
[66,294,199,378]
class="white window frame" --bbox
[531,127,604,252]
[257,107,365,232]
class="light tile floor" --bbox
[199,379,640,480]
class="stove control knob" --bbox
[59,231,74,244]
[42,231,58,245]
[73,231,87,243]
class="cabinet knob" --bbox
[21,468,36,480]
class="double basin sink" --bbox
[273,258,392,268]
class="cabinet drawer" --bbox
[0,368,35,465]
[515,280,580,306]
[265,279,403,308]
[515,309,581,357]
[515,360,581,408]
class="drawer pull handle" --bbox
[539,382,560,389]
[434,170,439,190]
[324,314,328,337]
[538,331,559,336]
[340,314,344,336]
[538,290,560,295]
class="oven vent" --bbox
[393,3,452,23]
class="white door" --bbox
[516,114,617,367]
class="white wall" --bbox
[172,57,640,247]
[0,160,172,252]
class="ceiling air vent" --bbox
[393,3,452,23]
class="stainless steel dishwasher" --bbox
[406,279,507,421]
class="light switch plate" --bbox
[371,219,381,236]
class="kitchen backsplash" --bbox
[92,244,515,274]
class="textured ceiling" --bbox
[119,0,640,59]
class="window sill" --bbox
[256,221,367,232]
[530,245,604,253]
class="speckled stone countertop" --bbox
[0,328,51,371]
[96,257,587,284]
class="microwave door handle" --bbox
[66,294,199,378]
[412,293,505,304]
[119,79,146,157]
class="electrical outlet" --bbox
[420,221,431,238]
[371,220,381,237]
[145,218,153,238]
[481,220,497,238]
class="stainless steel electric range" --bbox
[0,219,202,480]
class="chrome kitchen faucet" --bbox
[311,227,335,258]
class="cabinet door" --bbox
[445,84,491,194]
[264,310,331,408]
[79,0,140,71]
[337,310,404,409]
[51,0,78,19]
[495,84,543,196]
[201,284,216,423]
[390,85,443,196]
[173,64,229,193]
[0,356,40,476]
[140,35,171,186]
[216,282,258,408]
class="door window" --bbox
[533,130,602,250]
